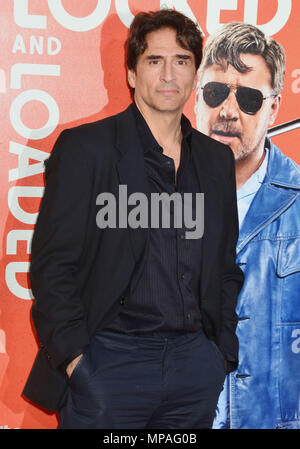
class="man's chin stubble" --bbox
[233,147,252,162]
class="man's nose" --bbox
[219,91,239,119]
[160,60,176,83]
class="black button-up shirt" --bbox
[104,103,203,335]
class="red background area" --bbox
[0,0,299,428]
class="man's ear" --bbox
[269,94,281,126]
[127,69,136,89]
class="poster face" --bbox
[0,1,299,429]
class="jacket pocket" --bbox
[277,238,300,322]
[278,324,300,423]
[69,347,89,386]
[277,238,300,277]
[276,239,300,424]
[276,420,300,429]
[209,339,226,376]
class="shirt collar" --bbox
[131,102,193,154]
[237,148,269,201]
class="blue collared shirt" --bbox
[237,149,269,228]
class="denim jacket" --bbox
[213,140,300,429]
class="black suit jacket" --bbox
[23,104,243,411]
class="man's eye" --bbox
[149,60,160,65]
[177,60,187,65]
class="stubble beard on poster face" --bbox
[232,140,253,162]
[209,119,264,162]
[230,132,267,162]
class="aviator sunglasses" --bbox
[201,81,276,115]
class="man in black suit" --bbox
[23,9,243,429]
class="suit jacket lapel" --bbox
[114,106,150,291]
[191,135,224,299]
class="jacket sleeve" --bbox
[30,129,91,370]
[218,149,244,372]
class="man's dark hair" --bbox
[126,9,203,71]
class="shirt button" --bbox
[187,313,191,320]
[180,273,185,279]
[180,233,185,239]
[120,297,126,305]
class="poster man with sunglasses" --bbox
[195,22,300,429]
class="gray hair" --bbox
[199,22,285,95]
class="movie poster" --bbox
[0,1,299,429]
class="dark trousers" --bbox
[58,329,226,429]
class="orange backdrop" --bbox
[1,0,299,429]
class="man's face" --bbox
[128,27,197,114]
[195,53,281,161]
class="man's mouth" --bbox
[157,87,179,96]
[212,130,240,138]
[211,129,241,144]
[158,90,178,95]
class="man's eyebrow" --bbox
[146,55,163,60]
[176,54,192,59]
[145,54,193,60]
